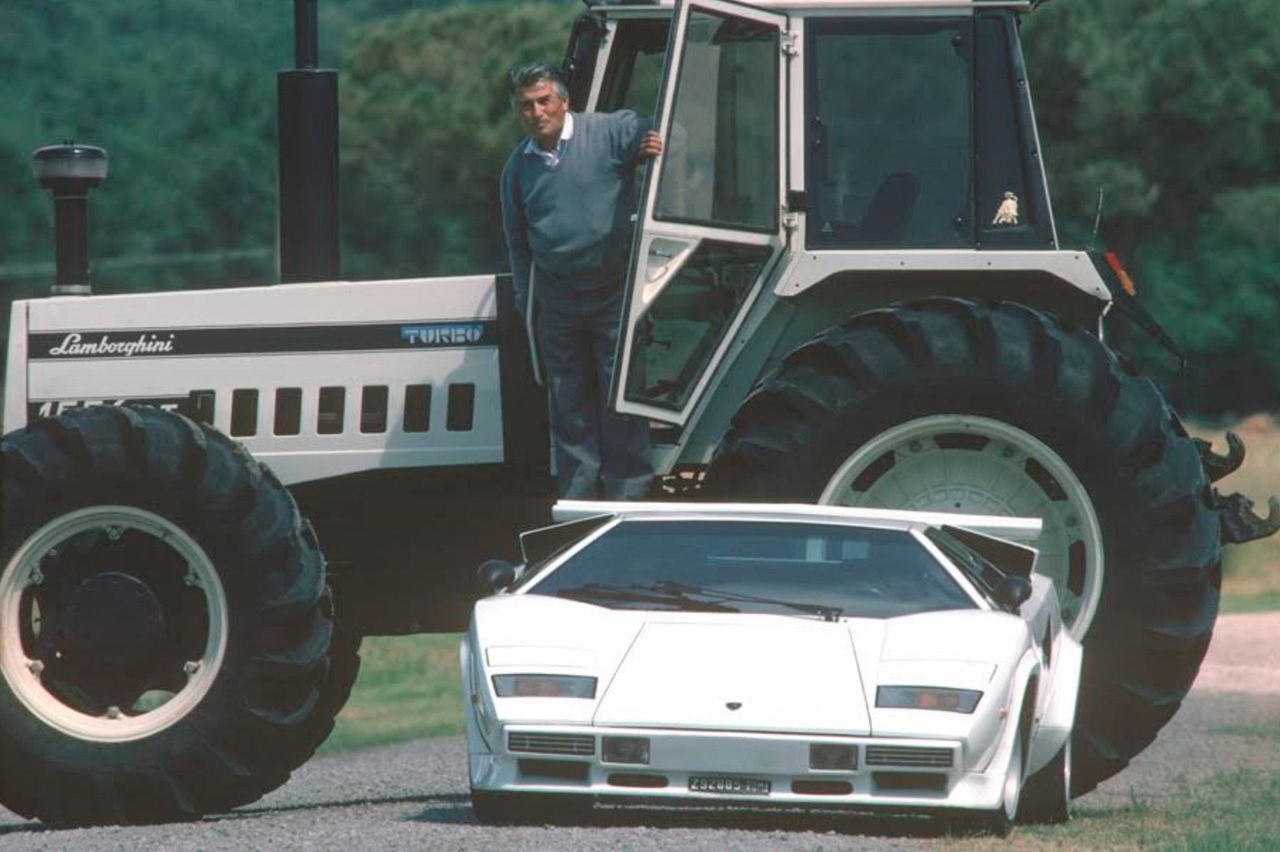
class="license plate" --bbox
[688,775,772,796]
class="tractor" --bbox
[1,0,1274,826]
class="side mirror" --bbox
[993,575,1033,614]
[477,559,517,593]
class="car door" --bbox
[610,0,790,426]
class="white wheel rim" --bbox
[819,415,1105,638]
[0,506,228,743]
[1061,738,1073,816]
[1003,730,1023,821]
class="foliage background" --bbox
[0,0,1276,421]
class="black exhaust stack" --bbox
[32,141,108,296]
[278,0,340,283]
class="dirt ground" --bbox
[1075,611,1280,812]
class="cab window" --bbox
[597,18,669,114]
[806,18,973,248]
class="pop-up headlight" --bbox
[492,674,597,698]
[876,686,982,714]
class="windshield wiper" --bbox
[553,582,738,613]
[650,580,844,622]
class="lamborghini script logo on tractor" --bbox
[47,332,176,357]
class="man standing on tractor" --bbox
[500,62,661,500]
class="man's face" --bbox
[514,80,569,150]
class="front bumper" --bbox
[469,725,1008,812]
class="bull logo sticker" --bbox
[992,191,1020,226]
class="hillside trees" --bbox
[1023,0,1280,416]
[0,0,1276,417]
[339,2,577,280]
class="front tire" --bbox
[706,299,1220,795]
[1018,739,1071,824]
[0,406,338,825]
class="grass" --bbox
[319,633,466,753]
[1221,587,1280,614]
[1016,770,1280,851]
[1191,416,1280,606]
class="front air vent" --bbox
[508,732,595,756]
[792,780,854,796]
[517,759,590,782]
[608,773,668,789]
[873,772,949,792]
[865,746,954,768]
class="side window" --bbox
[654,11,779,232]
[597,19,669,114]
[975,11,1051,249]
[806,18,972,248]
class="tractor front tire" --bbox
[0,405,338,825]
[706,298,1220,795]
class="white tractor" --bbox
[1,0,1273,826]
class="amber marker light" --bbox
[1104,251,1137,296]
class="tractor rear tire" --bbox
[705,298,1220,795]
[0,405,340,825]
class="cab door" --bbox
[611,0,790,426]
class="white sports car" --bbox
[461,501,1080,835]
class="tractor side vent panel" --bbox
[182,383,481,437]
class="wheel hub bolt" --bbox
[106,706,122,719]
[184,660,201,675]
[184,571,200,587]
[1065,515,1078,528]
[908,440,922,453]
[27,660,45,675]
[1002,446,1015,458]
[105,525,124,542]
[28,568,44,586]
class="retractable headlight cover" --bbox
[492,674,598,699]
[876,686,982,714]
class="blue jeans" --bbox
[536,284,653,500]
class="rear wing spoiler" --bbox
[940,524,1039,578]
[551,500,1042,541]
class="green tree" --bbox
[339,2,578,281]
[1023,0,1280,416]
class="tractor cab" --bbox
[564,0,1057,428]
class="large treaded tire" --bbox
[0,406,342,825]
[705,298,1220,795]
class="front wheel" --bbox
[0,406,338,825]
[706,299,1221,795]
[1018,739,1072,824]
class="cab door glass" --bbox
[654,12,779,232]
[624,240,771,411]
[807,18,972,248]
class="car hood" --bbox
[475,596,1025,735]
[593,617,871,735]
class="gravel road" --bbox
[2,612,1277,851]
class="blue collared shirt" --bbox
[523,112,575,168]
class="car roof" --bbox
[589,0,1037,13]
[552,500,1041,539]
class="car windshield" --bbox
[525,519,976,619]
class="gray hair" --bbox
[508,61,568,106]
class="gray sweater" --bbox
[500,110,649,306]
